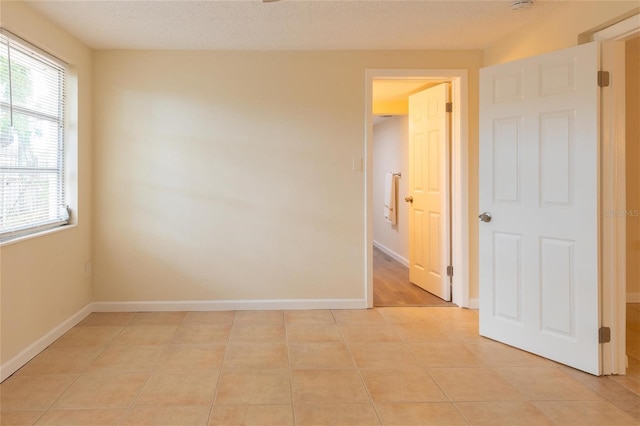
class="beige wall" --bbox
[0,1,92,365]
[484,1,639,65]
[373,116,409,263]
[92,50,482,302]
[627,36,640,298]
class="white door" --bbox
[408,83,451,301]
[479,42,601,375]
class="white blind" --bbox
[0,33,68,241]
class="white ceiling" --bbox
[23,0,568,51]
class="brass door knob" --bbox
[404,196,413,203]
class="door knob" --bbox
[478,212,492,223]
[404,196,413,203]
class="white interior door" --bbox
[479,42,601,375]
[408,83,451,301]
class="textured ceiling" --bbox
[22,0,568,50]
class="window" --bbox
[0,32,68,241]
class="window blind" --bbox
[0,32,68,241]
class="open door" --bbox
[479,42,601,375]
[407,83,451,301]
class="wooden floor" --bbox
[373,246,455,307]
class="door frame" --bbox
[364,69,470,308]
[583,12,640,375]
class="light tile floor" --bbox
[1,306,639,425]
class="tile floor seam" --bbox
[116,351,159,423]
[335,310,385,426]
[4,306,638,425]
[610,376,640,397]
[455,400,560,426]
[284,312,298,426]
[405,340,437,370]
[552,366,617,401]
[107,321,130,346]
[559,365,633,402]
[28,370,83,416]
[207,311,235,424]
[116,406,128,426]
[398,339,426,370]
[47,315,132,426]
[423,367,456,404]
[608,359,640,396]
[117,313,194,424]
[449,401,474,425]
[489,366,553,403]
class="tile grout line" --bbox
[489,365,542,404]
[412,338,475,425]
[283,310,297,426]
[4,307,639,424]
[32,319,131,423]
[116,311,170,425]
[206,310,236,425]
[332,308,386,425]
[104,313,138,426]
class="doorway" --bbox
[594,15,640,374]
[373,245,454,307]
[365,69,470,309]
[371,81,453,306]
[625,34,640,375]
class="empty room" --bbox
[1,1,639,425]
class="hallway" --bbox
[373,247,455,307]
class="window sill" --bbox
[0,224,78,248]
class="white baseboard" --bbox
[0,303,92,382]
[373,240,409,267]
[627,293,640,303]
[0,298,365,382]
[468,298,479,309]
[91,298,367,312]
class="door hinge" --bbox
[446,265,454,277]
[599,326,611,343]
[445,102,453,113]
[598,71,610,87]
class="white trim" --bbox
[0,224,77,247]
[92,299,366,312]
[600,40,628,376]
[0,28,68,68]
[627,293,640,303]
[373,240,409,267]
[0,298,365,382]
[595,14,639,376]
[593,13,640,42]
[0,303,92,382]
[468,298,479,310]
[365,69,469,308]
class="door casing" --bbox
[365,69,470,308]
[586,12,640,375]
